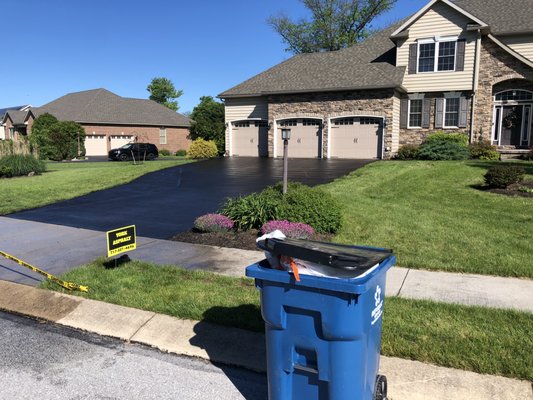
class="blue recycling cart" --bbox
[246,241,395,400]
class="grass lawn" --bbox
[0,159,191,215]
[324,160,533,278]
[42,259,533,381]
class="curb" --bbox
[0,280,531,400]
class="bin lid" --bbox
[257,238,393,271]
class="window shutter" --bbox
[400,99,408,128]
[455,39,466,72]
[408,43,418,74]
[458,97,468,128]
[421,99,431,128]
[435,98,444,128]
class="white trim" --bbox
[522,105,531,144]
[491,106,500,144]
[228,123,232,156]
[391,0,488,38]
[443,96,460,128]
[327,119,331,159]
[417,38,458,73]
[494,89,533,102]
[487,34,533,69]
[407,99,423,129]
[273,120,277,158]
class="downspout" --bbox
[470,29,482,142]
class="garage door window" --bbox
[302,119,321,126]
[160,128,167,144]
[234,121,250,127]
[279,119,297,127]
[334,118,354,125]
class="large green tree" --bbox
[30,113,58,159]
[189,96,225,154]
[147,77,183,111]
[46,121,86,161]
[268,0,396,54]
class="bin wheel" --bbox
[373,375,388,400]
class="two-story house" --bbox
[219,0,533,159]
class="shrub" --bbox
[469,141,500,160]
[187,138,218,159]
[0,139,36,158]
[194,214,234,233]
[159,149,171,156]
[45,121,86,161]
[418,141,470,160]
[261,220,315,239]
[484,164,525,188]
[220,182,342,234]
[176,149,187,157]
[0,155,46,177]
[395,144,420,160]
[425,132,468,147]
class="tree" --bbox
[30,113,59,159]
[268,0,396,54]
[189,96,225,154]
[147,77,183,111]
[46,121,86,161]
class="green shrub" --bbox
[187,138,218,159]
[220,182,342,234]
[0,155,46,177]
[0,165,13,177]
[418,141,470,160]
[469,141,500,160]
[395,144,420,160]
[484,164,525,188]
[175,149,187,157]
[425,132,468,147]
[159,149,171,156]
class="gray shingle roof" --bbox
[219,23,405,98]
[32,89,190,127]
[453,0,533,35]
[4,110,27,125]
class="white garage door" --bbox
[330,117,382,159]
[276,119,322,158]
[110,135,134,150]
[84,135,107,156]
[232,120,268,157]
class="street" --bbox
[0,311,267,400]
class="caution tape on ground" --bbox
[0,250,89,292]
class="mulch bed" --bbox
[171,229,333,251]
[486,180,533,198]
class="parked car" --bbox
[108,143,159,161]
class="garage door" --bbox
[84,135,107,156]
[276,119,322,158]
[330,117,382,159]
[232,120,268,157]
[110,135,134,150]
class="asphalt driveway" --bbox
[7,157,371,239]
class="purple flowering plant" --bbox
[261,220,315,239]
[194,214,234,233]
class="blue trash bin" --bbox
[246,240,395,400]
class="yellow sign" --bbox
[106,225,136,257]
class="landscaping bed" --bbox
[485,179,533,198]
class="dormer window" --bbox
[417,37,457,73]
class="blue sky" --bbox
[1,0,427,113]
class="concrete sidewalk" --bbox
[1,217,532,313]
[0,280,530,400]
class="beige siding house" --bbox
[219,0,533,159]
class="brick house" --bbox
[2,89,191,156]
[219,0,533,159]
[1,105,31,140]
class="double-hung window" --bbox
[408,99,423,128]
[444,97,460,128]
[159,127,167,145]
[418,37,457,73]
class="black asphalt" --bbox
[8,158,371,239]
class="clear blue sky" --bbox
[1,0,427,113]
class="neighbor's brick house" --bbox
[219,0,533,159]
[2,89,191,156]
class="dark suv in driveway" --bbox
[109,143,159,161]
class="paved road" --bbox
[0,311,267,400]
[8,158,369,239]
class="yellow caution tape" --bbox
[0,250,89,292]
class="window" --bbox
[495,90,533,102]
[418,38,456,73]
[159,127,167,145]
[302,119,320,126]
[444,97,460,127]
[408,99,423,128]
[334,118,354,125]
[279,119,297,127]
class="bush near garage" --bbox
[187,138,218,159]
[159,149,171,156]
[469,141,500,160]
[395,144,420,160]
[175,149,187,157]
[484,164,525,189]
[194,214,234,233]
[220,182,342,234]
[0,155,46,177]
[417,140,470,160]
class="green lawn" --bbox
[324,160,533,278]
[0,159,191,215]
[42,259,533,381]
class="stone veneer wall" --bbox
[475,38,533,141]
[267,89,395,158]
